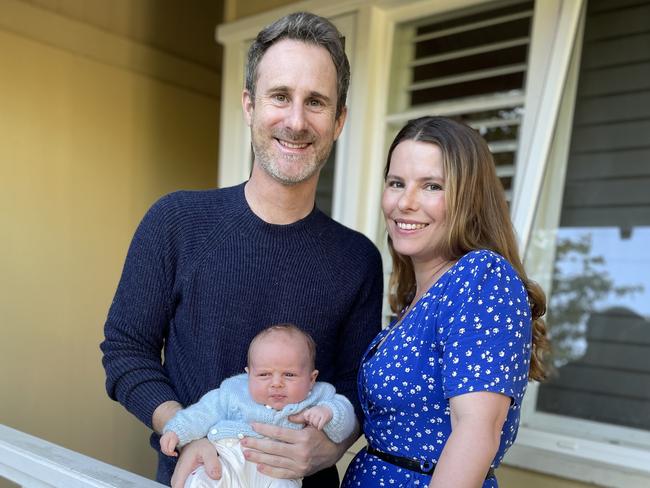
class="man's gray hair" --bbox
[245,12,350,119]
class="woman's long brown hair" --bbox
[384,116,548,381]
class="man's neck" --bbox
[245,166,318,225]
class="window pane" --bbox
[535,0,650,430]
[406,1,533,107]
[388,1,532,198]
[537,227,650,430]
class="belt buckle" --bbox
[419,460,434,474]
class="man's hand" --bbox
[240,411,356,479]
[170,438,222,488]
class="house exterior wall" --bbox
[0,0,221,484]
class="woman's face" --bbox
[382,139,447,266]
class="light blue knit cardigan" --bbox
[164,373,356,446]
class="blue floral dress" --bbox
[342,250,532,488]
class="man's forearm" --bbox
[152,400,183,434]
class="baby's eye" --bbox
[284,372,296,377]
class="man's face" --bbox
[243,39,347,186]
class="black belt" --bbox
[366,445,496,479]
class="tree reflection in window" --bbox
[547,232,643,369]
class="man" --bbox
[101,12,383,487]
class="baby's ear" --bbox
[311,369,319,383]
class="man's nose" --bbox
[286,103,308,133]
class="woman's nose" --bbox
[398,188,418,211]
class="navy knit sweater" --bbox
[100,183,383,486]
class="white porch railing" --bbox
[0,424,165,487]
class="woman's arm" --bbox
[429,391,510,488]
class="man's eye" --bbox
[386,180,403,188]
[308,99,323,107]
[274,94,288,103]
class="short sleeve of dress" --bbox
[439,250,532,405]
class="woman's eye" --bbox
[426,183,443,191]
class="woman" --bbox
[342,117,547,488]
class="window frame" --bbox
[215,0,650,485]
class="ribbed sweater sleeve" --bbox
[101,195,179,427]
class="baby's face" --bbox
[246,331,317,410]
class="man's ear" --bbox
[242,89,254,127]
[333,106,348,141]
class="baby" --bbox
[160,323,356,488]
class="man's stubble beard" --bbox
[251,128,334,186]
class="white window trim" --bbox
[215,0,650,485]
[511,0,584,251]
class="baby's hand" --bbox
[160,431,180,457]
[302,405,333,430]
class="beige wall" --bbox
[0,1,220,485]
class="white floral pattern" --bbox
[342,250,532,488]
